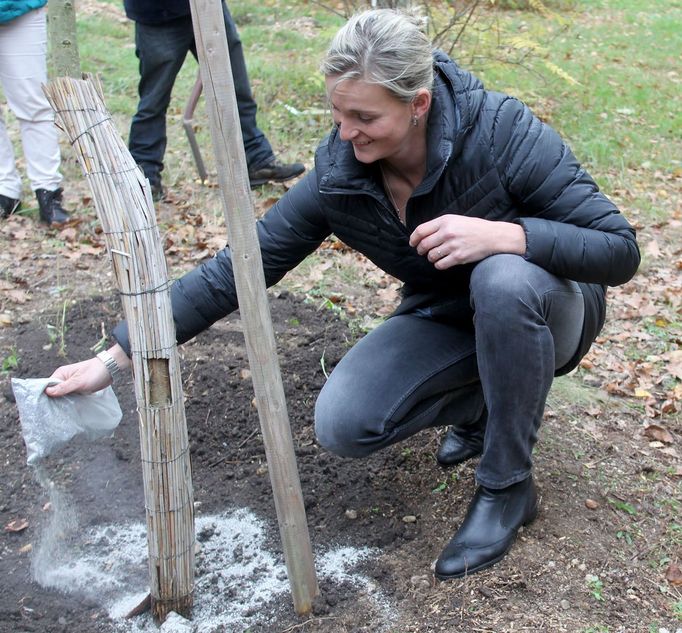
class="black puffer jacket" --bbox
[113,51,640,374]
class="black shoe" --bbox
[248,158,305,187]
[148,177,166,202]
[436,423,485,467]
[434,476,538,580]
[0,194,21,218]
[35,188,70,225]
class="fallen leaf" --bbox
[643,424,674,444]
[4,518,29,533]
[644,239,661,258]
[665,562,682,586]
[6,289,29,304]
[663,350,682,381]
[660,400,677,415]
[60,227,79,242]
[19,543,32,554]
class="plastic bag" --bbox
[11,377,123,465]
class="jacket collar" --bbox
[317,51,485,197]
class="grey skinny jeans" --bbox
[314,254,585,488]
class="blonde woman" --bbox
[48,9,639,578]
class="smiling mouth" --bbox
[353,140,372,146]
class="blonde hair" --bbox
[321,9,434,103]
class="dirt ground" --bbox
[0,186,680,633]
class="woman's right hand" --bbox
[44,344,130,397]
[44,357,112,397]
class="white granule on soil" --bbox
[32,507,398,632]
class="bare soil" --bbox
[0,190,680,633]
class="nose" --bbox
[337,120,358,142]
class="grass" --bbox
[1,347,20,373]
[75,12,137,125]
[469,2,681,191]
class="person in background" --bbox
[124,0,305,199]
[0,0,70,226]
[47,9,639,579]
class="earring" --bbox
[411,115,418,127]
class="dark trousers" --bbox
[128,3,274,183]
[315,254,586,489]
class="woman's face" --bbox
[325,76,415,164]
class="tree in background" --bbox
[312,0,577,84]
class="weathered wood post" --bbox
[187,0,319,614]
[43,75,195,623]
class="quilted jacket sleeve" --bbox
[112,172,331,354]
[491,96,640,286]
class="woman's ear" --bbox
[412,89,432,120]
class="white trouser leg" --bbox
[0,8,62,197]
[0,109,22,198]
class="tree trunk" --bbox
[47,0,81,78]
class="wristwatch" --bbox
[96,349,120,379]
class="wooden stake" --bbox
[188,0,318,614]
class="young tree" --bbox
[47,0,80,78]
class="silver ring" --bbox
[436,249,442,258]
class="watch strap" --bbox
[96,350,120,379]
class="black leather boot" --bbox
[434,476,538,579]
[35,187,70,226]
[147,175,166,202]
[436,419,485,467]
[0,194,20,218]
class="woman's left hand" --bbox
[409,215,526,269]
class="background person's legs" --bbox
[128,18,193,193]
[219,1,273,170]
[0,111,23,204]
[0,9,62,196]
[215,3,304,185]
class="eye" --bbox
[358,115,375,123]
